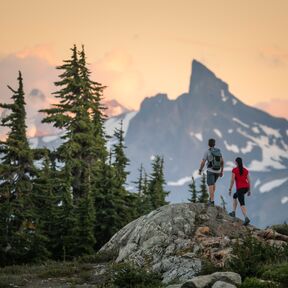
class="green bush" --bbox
[112,263,163,288]
[226,235,288,279]
[241,277,277,288]
[270,223,288,236]
[261,262,288,287]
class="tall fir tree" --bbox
[39,45,107,256]
[0,72,48,265]
[188,176,198,203]
[148,156,169,210]
[199,173,209,204]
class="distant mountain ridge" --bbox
[25,60,288,227]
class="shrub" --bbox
[226,235,288,279]
[241,277,277,288]
[112,262,163,288]
[261,262,288,287]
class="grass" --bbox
[0,260,97,287]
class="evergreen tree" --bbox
[133,164,145,217]
[0,72,47,265]
[199,173,209,203]
[39,45,106,256]
[39,45,106,200]
[93,158,120,250]
[141,171,153,215]
[188,176,198,203]
[148,156,169,210]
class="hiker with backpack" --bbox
[228,157,251,226]
[198,138,224,206]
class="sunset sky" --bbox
[1,0,288,133]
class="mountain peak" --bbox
[189,60,220,94]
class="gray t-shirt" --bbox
[203,148,222,173]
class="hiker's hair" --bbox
[208,138,216,148]
[235,157,244,175]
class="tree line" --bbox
[0,45,169,266]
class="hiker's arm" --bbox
[229,173,235,195]
[247,174,251,196]
[199,159,205,175]
[220,157,224,177]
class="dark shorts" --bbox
[233,188,249,206]
[207,171,219,186]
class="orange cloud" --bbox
[91,49,144,109]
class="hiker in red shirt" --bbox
[228,157,251,226]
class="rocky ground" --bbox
[2,203,287,287]
[100,203,288,284]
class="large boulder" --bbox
[100,204,249,283]
[100,203,287,283]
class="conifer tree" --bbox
[141,171,153,215]
[188,176,198,203]
[148,156,169,210]
[93,156,120,249]
[39,45,107,256]
[39,45,106,200]
[0,72,47,265]
[199,173,209,203]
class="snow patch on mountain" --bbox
[241,141,255,154]
[213,129,222,138]
[259,177,288,193]
[42,135,59,143]
[224,140,239,153]
[228,129,233,134]
[190,131,203,142]
[29,138,39,149]
[221,89,228,102]
[258,124,281,138]
[252,126,260,134]
[237,128,287,171]
[233,118,250,129]
[104,111,137,137]
[254,179,261,188]
[168,176,191,187]
[281,197,288,204]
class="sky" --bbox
[0,0,288,138]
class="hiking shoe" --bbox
[207,200,215,207]
[229,211,236,217]
[243,217,250,226]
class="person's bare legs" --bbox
[240,205,247,218]
[209,185,215,201]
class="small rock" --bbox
[181,272,241,288]
[212,280,236,288]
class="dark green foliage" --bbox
[0,72,48,265]
[148,156,169,210]
[188,176,198,203]
[112,263,163,288]
[261,262,288,287]
[241,277,277,288]
[270,223,288,236]
[226,235,288,280]
[199,173,209,203]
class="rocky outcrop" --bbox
[100,203,288,284]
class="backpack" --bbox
[208,148,222,170]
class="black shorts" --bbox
[233,188,249,206]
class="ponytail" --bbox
[235,157,243,175]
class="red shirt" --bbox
[232,167,250,190]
